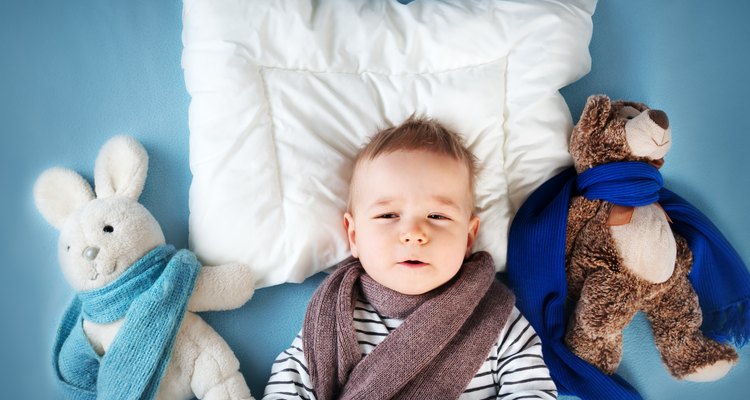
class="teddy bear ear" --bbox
[34,168,95,230]
[576,94,612,133]
[94,135,148,200]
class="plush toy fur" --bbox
[34,136,256,399]
[564,95,739,381]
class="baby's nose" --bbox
[400,230,428,245]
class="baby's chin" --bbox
[388,274,456,296]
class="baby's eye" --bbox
[376,213,398,219]
[428,213,450,220]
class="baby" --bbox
[264,117,557,399]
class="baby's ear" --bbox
[344,212,359,258]
[34,168,95,230]
[466,216,480,256]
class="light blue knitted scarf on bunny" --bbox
[52,245,200,400]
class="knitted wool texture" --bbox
[303,251,515,400]
[53,245,200,400]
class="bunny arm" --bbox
[188,264,256,312]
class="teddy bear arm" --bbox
[566,199,609,301]
[565,259,587,302]
[566,198,602,257]
[674,233,694,275]
[188,264,256,312]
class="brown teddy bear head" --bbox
[569,94,672,173]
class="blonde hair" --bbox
[348,115,478,212]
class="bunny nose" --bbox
[83,246,100,260]
[648,109,669,130]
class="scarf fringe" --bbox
[704,298,750,347]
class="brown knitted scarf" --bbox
[303,251,515,400]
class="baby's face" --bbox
[344,150,479,295]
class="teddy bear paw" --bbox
[681,359,735,382]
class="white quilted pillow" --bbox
[182,0,596,288]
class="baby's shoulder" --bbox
[493,307,542,357]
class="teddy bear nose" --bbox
[648,109,669,130]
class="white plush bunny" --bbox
[34,135,255,400]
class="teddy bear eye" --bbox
[103,225,114,233]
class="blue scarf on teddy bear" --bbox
[507,162,750,400]
[52,245,200,400]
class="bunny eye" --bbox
[103,225,114,233]
[66,245,70,252]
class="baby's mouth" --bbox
[399,260,428,268]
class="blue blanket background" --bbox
[2,1,748,399]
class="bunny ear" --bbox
[34,168,95,229]
[94,135,148,200]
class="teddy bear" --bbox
[564,95,739,381]
[507,94,750,399]
[34,135,256,400]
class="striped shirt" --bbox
[263,299,557,400]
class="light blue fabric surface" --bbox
[1,1,748,399]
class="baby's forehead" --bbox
[358,149,467,170]
[353,150,470,182]
[350,150,474,210]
